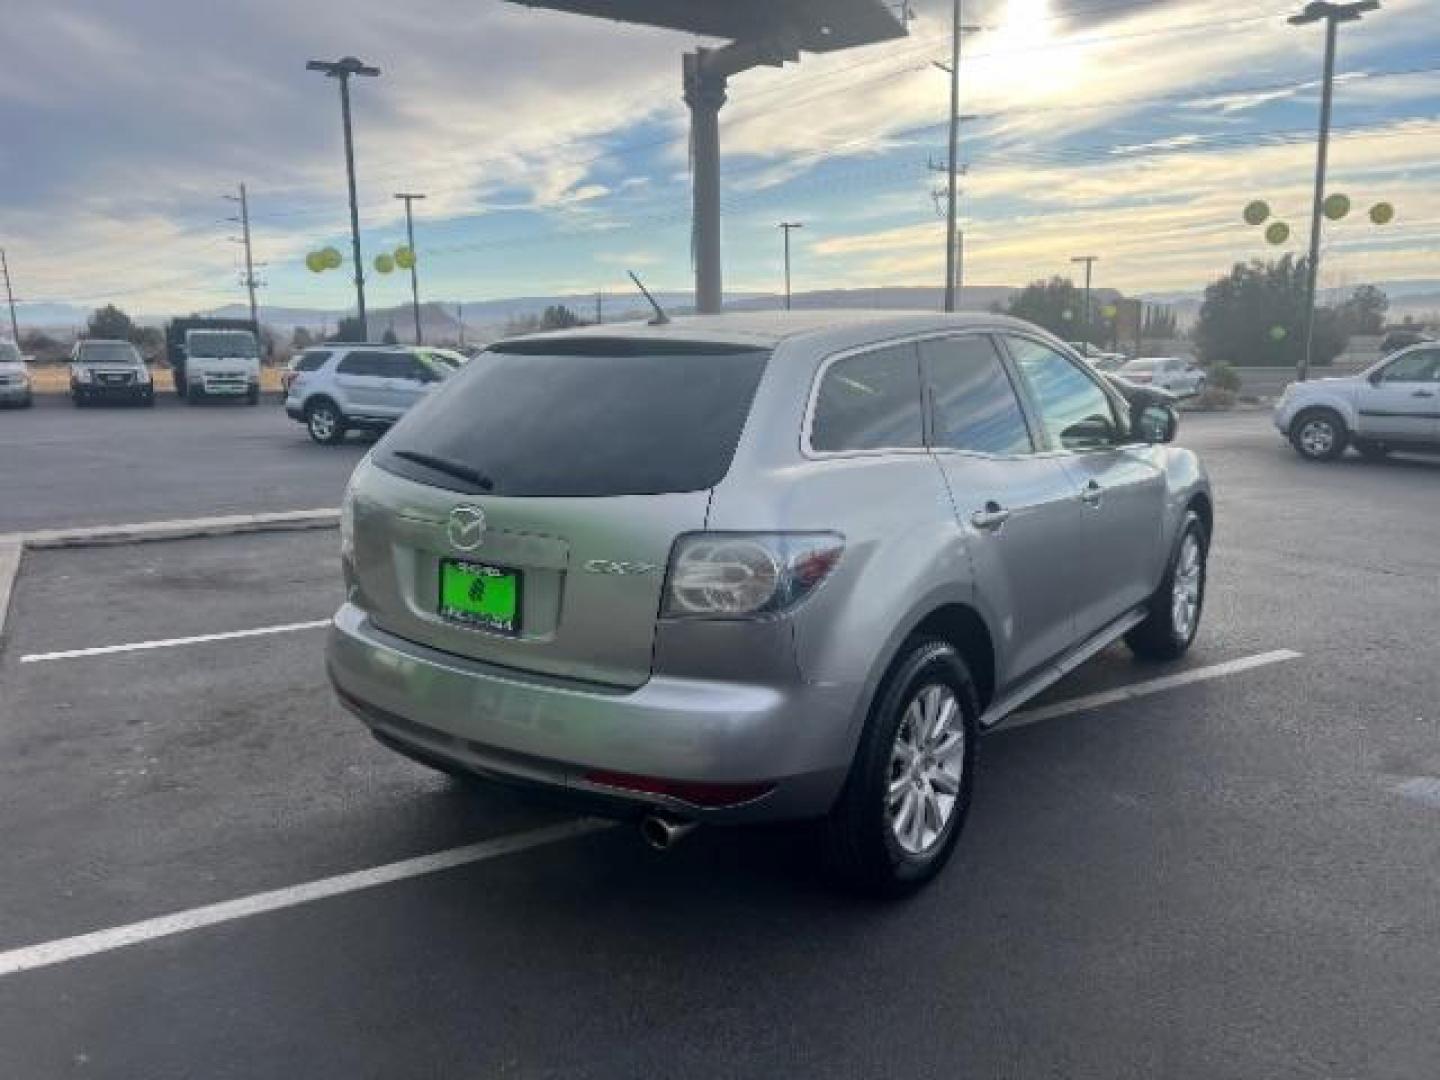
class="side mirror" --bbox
[1135,402,1179,444]
[1368,371,1384,386]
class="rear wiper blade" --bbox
[392,450,494,490]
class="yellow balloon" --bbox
[374,254,395,274]
[1101,304,1118,320]
[394,246,416,269]
[1243,200,1270,227]
[1323,193,1351,221]
[321,246,342,269]
[305,251,325,273]
[1265,221,1291,246]
[1370,202,1395,225]
[1270,325,1288,342]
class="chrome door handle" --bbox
[1413,389,1435,398]
[970,503,1012,531]
[1079,481,1103,507]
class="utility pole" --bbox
[779,222,803,310]
[595,291,603,325]
[306,56,380,341]
[940,1,980,313]
[223,184,260,330]
[456,304,465,349]
[1071,255,1099,343]
[0,249,19,344]
[393,192,426,344]
[1289,0,1380,382]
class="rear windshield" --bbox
[77,342,142,365]
[374,338,770,497]
[187,331,258,357]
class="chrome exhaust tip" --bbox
[640,814,698,852]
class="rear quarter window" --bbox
[374,338,770,497]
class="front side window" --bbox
[336,352,383,377]
[1380,348,1440,383]
[1007,336,1121,451]
[810,343,923,453]
[921,335,1033,455]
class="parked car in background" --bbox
[281,347,333,397]
[70,339,154,406]
[328,311,1212,895]
[410,346,469,371]
[1275,341,1440,461]
[284,344,451,444]
[1067,341,1128,372]
[0,340,33,408]
[1117,357,1206,397]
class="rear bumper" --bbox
[326,602,857,822]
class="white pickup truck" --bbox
[178,327,262,404]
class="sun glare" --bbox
[997,0,1053,47]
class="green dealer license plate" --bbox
[439,559,521,634]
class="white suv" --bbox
[284,346,450,444]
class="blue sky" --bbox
[1,0,1436,319]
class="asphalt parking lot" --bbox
[0,393,368,534]
[2,413,1438,1078]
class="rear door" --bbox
[920,333,1080,684]
[333,350,388,414]
[353,338,770,689]
[1354,347,1440,444]
[1003,334,1167,643]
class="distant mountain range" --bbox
[17,280,1439,340]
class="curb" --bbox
[0,508,338,643]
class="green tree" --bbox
[1142,306,1178,340]
[1194,255,1348,368]
[540,304,582,331]
[1005,278,1112,344]
[291,326,314,350]
[329,316,366,343]
[381,326,399,345]
[1336,284,1388,336]
[130,325,164,358]
[86,304,134,341]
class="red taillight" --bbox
[583,769,775,808]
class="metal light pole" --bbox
[1289,1,1379,382]
[306,56,380,341]
[1071,255,1099,343]
[779,222,803,309]
[0,249,20,344]
[394,192,426,344]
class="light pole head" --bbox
[1288,0,1379,25]
[306,57,381,78]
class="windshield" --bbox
[1123,359,1159,372]
[187,331,259,357]
[375,338,769,497]
[0,342,21,364]
[77,342,142,365]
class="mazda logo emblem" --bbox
[447,506,487,551]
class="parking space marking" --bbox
[998,649,1304,730]
[0,819,612,980]
[20,619,331,664]
[1392,777,1440,809]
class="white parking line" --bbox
[998,649,1304,730]
[19,619,331,664]
[0,819,612,979]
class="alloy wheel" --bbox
[886,683,966,856]
[1299,418,1335,457]
[1171,532,1203,640]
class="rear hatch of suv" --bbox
[353,335,770,689]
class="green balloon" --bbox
[1243,200,1271,227]
[1269,325,1288,342]
[1061,309,1074,321]
[305,251,326,273]
[1265,221,1291,246]
[394,246,416,269]
[1323,193,1351,221]
[1370,202,1395,225]
[321,246,342,269]
[374,254,395,274]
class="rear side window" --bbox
[296,350,330,372]
[337,351,388,376]
[921,335,1033,455]
[810,343,923,453]
[375,339,769,497]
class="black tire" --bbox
[71,392,85,408]
[1127,510,1208,661]
[305,398,347,445]
[186,384,204,405]
[246,387,260,406]
[1354,440,1390,461]
[140,391,155,408]
[1289,408,1347,461]
[821,637,979,898]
